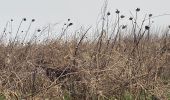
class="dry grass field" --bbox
[0,6,170,100]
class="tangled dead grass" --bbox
[0,34,169,100]
[0,4,170,100]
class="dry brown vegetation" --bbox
[0,4,170,100]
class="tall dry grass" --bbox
[0,4,170,100]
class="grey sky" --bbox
[0,0,170,30]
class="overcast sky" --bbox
[0,0,170,31]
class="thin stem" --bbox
[22,21,33,43]
[13,19,24,43]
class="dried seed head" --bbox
[129,17,133,20]
[107,12,111,16]
[32,19,35,22]
[120,15,125,18]
[37,29,41,32]
[136,8,140,12]
[145,26,150,30]
[68,19,70,21]
[122,25,127,29]
[149,14,153,17]
[68,23,73,26]
[11,19,13,22]
[115,9,120,14]
[168,25,170,28]
[23,18,26,21]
